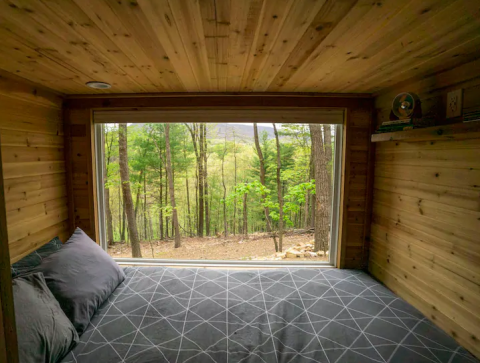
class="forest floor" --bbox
[107,231,328,262]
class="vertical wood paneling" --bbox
[369,63,480,359]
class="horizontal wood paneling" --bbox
[0,1,479,94]
[369,64,480,358]
[0,75,69,263]
[65,95,374,269]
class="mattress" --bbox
[61,267,478,363]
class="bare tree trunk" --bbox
[253,123,278,252]
[309,124,330,253]
[134,169,144,218]
[185,124,203,237]
[233,131,237,236]
[324,125,333,208]
[198,124,205,237]
[221,133,228,237]
[118,124,142,257]
[165,160,169,239]
[203,124,210,236]
[121,196,126,241]
[143,172,147,241]
[184,137,193,237]
[273,124,284,252]
[105,187,114,245]
[104,127,114,245]
[159,155,164,240]
[242,190,248,237]
[309,141,315,229]
[165,124,181,248]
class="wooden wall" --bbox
[369,60,480,358]
[0,73,69,263]
[64,95,374,269]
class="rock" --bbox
[307,252,317,258]
[275,252,286,258]
[286,249,302,258]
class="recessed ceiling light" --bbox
[86,81,111,89]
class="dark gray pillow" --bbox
[13,273,78,363]
[11,236,63,277]
[33,228,125,334]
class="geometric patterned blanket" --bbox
[61,267,478,363]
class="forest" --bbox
[102,122,336,260]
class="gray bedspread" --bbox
[61,267,478,363]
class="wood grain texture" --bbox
[0,136,19,363]
[369,65,480,358]
[0,74,69,263]
[65,95,374,268]
[0,0,478,94]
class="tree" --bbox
[221,131,228,237]
[202,124,210,236]
[165,124,181,248]
[309,123,330,253]
[253,123,278,252]
[118,123,142,257]
[273,124,284,252]
[185,123,204,237]
[104,126,114,245]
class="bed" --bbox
[60,267,477,363]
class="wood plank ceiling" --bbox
[0,0,479,94]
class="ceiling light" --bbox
[86,81,111,89]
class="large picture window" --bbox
[94,109,343,266]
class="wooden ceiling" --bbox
[0,0,479,94]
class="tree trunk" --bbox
[165,160,169,239]
[324,124,333,208]
[143,172,147,241]
[309,124,330,253]
[222,134,228,238]
[159,162,164,241]
[104,127,114,245]
[134,169,144,218]
[198,124,205,237]
[121,198,126,242]
[273,124,284,252]
[105,187,114,245]
[165,124,181,248]
[118,123,142,257]
[309,141,315,229]
[184,137,193,237]
[253,123,278,252]
[185,124,203,237]
[242,190,248,237]
[233,131,237,236]
[203,124,210,236]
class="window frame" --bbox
[93,114,344,268]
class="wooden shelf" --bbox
[371,121,480,143]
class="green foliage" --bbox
[104,122,335,241]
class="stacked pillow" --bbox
[13,228,125,362]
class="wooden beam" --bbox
[65,94,373,110]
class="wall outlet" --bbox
[446,89,463,119]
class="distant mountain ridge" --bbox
[213,123,275,141]
[130,122,276,143]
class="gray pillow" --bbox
[11,236,63,277]
[13,273,79,363]
[33,228,125,334]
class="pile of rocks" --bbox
[275,241,328,259]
